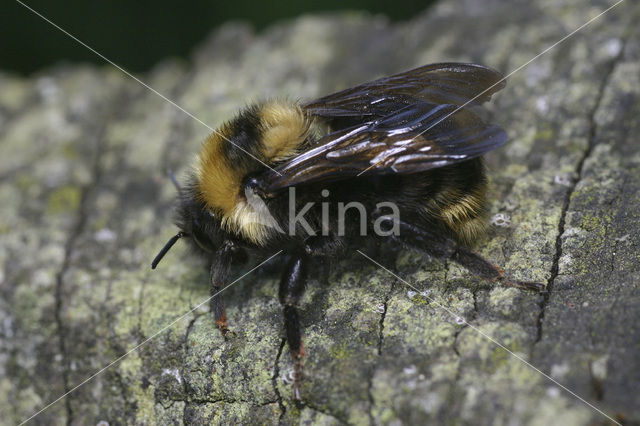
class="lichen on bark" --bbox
[1,0,639,425]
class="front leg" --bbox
[210,242,234,338]
[279,253,308,400]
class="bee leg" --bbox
[210,243,235,338]
[452,246,546,292]
[304,234,344,257]
[386,218,545,292]
[279,254,308,401]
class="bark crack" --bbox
[180,312,200,422]
[534,38,627,345]
[376,282,393,356]
[367,278,396,425]
[53,127,105,425]
[172,395,278,405]
[272,337,287,422]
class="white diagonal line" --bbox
[357,0,625,177]
[19,250,283,425]
[15,0,282,176]
[356,250,621,426]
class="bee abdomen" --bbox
[421,159,488,244]
[440,188,488,244]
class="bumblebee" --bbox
[151,63,544,399]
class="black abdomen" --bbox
[271,157,488,246]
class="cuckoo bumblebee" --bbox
[151,63,544,400]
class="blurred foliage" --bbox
[3,0,434,75]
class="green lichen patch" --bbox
[2,0,640,424]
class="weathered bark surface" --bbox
[1,0,638,424]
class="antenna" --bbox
[151,231,188,269]
[168,170,183,196]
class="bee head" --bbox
[176,196,226,255]
[151,176,228,269]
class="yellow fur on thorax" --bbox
[259,102,309,162]
[195,100,310,245]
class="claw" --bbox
[293,381,301,401]
[220,328,237,339]
[291,342,305,401]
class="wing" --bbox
[260,100,507,194]
[303,62,505,121]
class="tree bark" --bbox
[1,0,638,424]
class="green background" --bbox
[3,0,433,75]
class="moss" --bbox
[579,213,608,237]
[534,126,554,141]
[47,185,81,214]
[3,1,640,424]
[571,185,597,205]
[409,292,432,306]
[329,341,354,361]
[489,343,523,369]
[14,173,39,193]
[61,142,79,159]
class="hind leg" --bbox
[381,217,544,292]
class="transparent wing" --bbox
[303,62,505,120]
